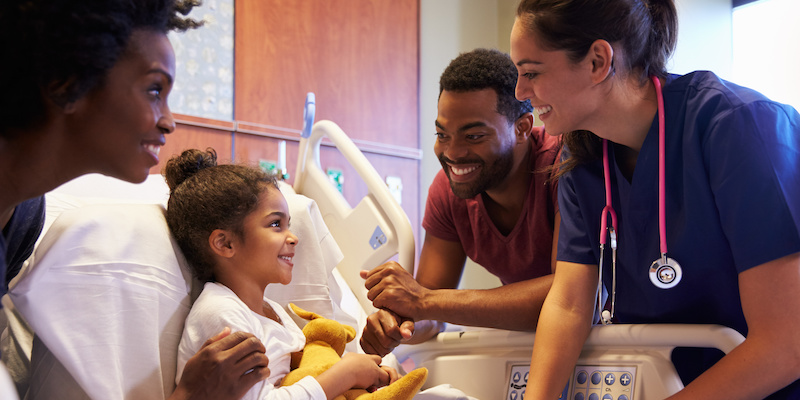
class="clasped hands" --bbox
[359,261,431,356]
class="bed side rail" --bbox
[293,119,415,314]
[393,324,745,399]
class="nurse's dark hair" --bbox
[516,0,678,175]
[164,148,280,282]
[439,48,533,125]
[0,0,202,139]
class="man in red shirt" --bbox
[360,48,560,356]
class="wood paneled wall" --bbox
[234,0,419,144]
[154,0,422,249]
[234,0,421,243]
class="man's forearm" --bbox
[419,274,554,331]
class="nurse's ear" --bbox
[587,39,615,84]
[514,112,534,144]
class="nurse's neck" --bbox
[601,76,660,180]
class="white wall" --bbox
[732,0,800,110]
[419,0,500,203]
[419,0,505,289]
[418,0,735,290]
[672,0,733,79]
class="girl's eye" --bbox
[523,72,539,80]
[269,220,281,228]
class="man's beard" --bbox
[439,150,515,199]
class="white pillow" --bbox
[10,203,193,399]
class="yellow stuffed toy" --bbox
[281,303,428,400]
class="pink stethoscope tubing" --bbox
[597,76,682,325]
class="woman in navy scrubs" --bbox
[510,0,800,398]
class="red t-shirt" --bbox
[422,131,559,284]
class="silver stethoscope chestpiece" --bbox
[649,256,682,289]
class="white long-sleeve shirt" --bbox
[176,282,325,400]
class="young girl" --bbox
[166,148,396,400]
[510,0,800,399]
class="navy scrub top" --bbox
[557,71,800,397]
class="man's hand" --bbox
[170,327,270,400]
[361,261,430,318]
[360,308,415,356]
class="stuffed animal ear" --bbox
[289,303,323,321]
[344,324,356,342]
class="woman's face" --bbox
[65,29,176,183]
[234,188,299,287]
[510,19,596,137]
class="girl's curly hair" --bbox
[164,148,279,282]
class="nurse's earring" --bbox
[649,256,682,289]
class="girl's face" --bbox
[510,19,597,137]
[65,29,176,183]
[234,187,299,287]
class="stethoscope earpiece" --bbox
[601,310,612,325]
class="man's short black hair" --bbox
[439,48,532,124]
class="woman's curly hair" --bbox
[0,0,202,138]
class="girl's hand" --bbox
[337,353,391,389]
[381,365,400,384]
[364,364,400,392]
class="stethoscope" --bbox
[597,76,682,325]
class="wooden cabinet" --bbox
[154,0,421,246]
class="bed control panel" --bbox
[505,364,637,400]
[506,364,529,400]
[568,365,637,400]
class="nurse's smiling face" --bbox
[510,19,596,138]
[65,29,176,183]
[435,88,517,199]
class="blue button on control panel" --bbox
[507,364,636,400]
[570,365,637,400]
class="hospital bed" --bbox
[2,98,745,400]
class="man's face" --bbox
[435,89,518,199]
